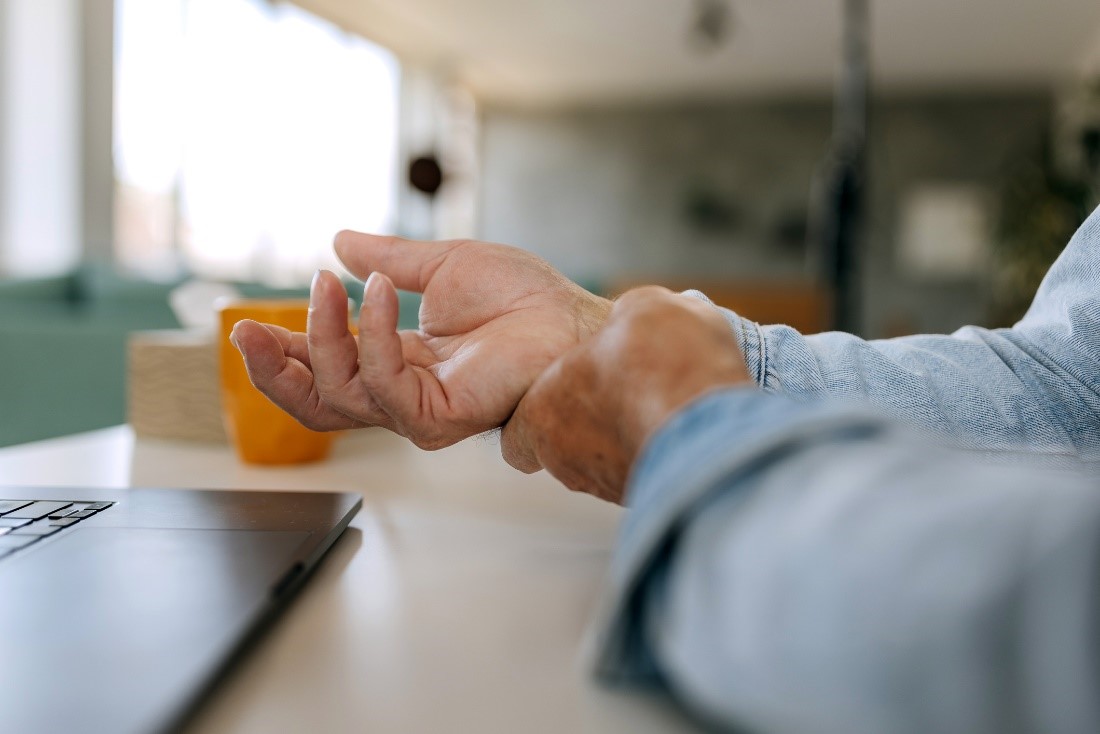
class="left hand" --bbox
[231,232,612,449]
[500,286,752,504]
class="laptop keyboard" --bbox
[0,500,115,560]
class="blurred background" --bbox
[1,0,1099,446]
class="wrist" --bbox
[620,372,753,464]
[573,291,613,342]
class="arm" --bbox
[234,208,1098,457]
[702,205,1100,460]
[502,289,1100,733]
[591,389,1100,734]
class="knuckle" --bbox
[356,364,385,390]
[312,380,340,404]
[377,234,416,251]
[635,284,673,299]
[616,285,670,309]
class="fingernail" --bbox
[310,270,323,307]
[364,271,382,303]
[228,323,240,348]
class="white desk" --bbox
[0,428,697,733]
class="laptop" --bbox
[0,485,360,734]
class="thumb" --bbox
[334,230,458,293]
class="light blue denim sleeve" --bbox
[686,205,1100,462]
[590,388,1100,734]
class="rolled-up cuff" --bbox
[681,289,768,389]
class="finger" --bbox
[607,285,676,323]
[258,323,428,423]
[305,271,398,430]
[230,319,364,431]
[500,395,543,474]
[333,230,459,293]
[259,323,311,368]
[501,356,568,474]
[230,320,288,384]
[307,270,360,396]
[357,271,440,444]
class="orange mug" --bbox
[219,299,336,464]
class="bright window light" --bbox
[114,0,399,284]
[0,0,80,277]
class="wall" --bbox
[478,93,1052,337]
[1083,25,1100,76]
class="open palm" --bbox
[232,232,610,449]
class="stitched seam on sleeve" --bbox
[739,316,767,388]
[755,320,769,389]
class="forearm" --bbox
[747,321,1099,459]
[591,389,1100,734]
[685,205,1100,460]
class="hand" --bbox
[231,232,612,449]
[500,287,751,504]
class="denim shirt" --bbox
[709,204,1100,463]
[591,205,1100,733]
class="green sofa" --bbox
[0,266,421,448]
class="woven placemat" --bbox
[128,330,227,443]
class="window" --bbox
[114,0,399,284]
[0,0,80,277]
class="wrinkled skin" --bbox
[500,286,751,504]
[231,231,612,449]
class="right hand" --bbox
[231,232,612,449]
[500,287,751,504]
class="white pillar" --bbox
[80,0,116,263]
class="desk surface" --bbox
[0,427,696,733]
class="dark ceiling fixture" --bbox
[689,0,732,54]
[408,154,444,197]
